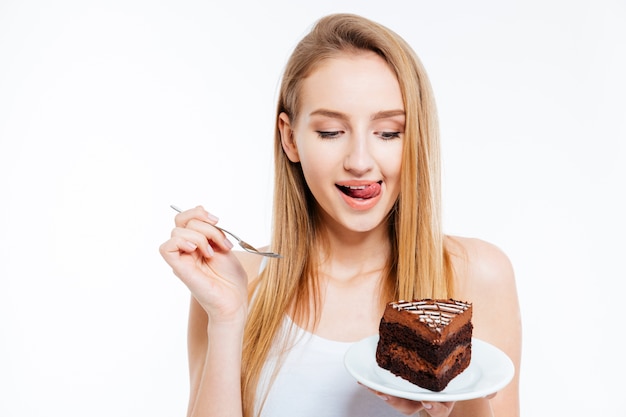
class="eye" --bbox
[378,131,402,140]
[316,130,343,139]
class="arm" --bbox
[186,297,245,417]
[160,206,259,417]
[185,252,263,417]
[449,237,522,417]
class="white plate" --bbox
[344,336,514,402]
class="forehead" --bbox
[299,51,404,116]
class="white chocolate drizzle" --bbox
[391,299,471,333]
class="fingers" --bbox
[160,223,238,297]
[376,394,423,415]
[380,397,454,417]
[160,231,212,261]
[171,205,233,254]
[173,205,219,228]
[359,384,455,416]
[420,401,455,417]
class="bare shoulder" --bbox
[446,236,515,298]
[444,235,519,337]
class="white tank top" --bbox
[256,316,409,417]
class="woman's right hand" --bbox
[159,205,249,324]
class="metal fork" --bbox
[170,205,282,258]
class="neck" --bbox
[316,222,391,284]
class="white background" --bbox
[1,0,624,416]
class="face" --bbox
[279,51,405,234]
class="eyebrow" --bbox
[309,109,405,121]
[309,109,349,121]
[371,109,405,121]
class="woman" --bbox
[160,13,521,417]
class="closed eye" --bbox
[378,131,402,140]
[316,130,343,139]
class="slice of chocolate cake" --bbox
[375,299,473,392]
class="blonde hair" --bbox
[242,13,453,416]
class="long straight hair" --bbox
[241,14,453,417]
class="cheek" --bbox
[381,145,404,180]
[298,146,333,187]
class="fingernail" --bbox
[185,241,197,250]
[207,245,215,256]
[422,402,433,410]
[224,238,234,249]
[206,212,219,222]
[377,394,389,401]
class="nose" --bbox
[343,134,374,175]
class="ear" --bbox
[278,112,300,162]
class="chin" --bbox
[341,214,389,234]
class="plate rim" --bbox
[344,335,514,402]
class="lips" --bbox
[336,181,382,199]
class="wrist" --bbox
[204,302,247,328]
[207,315,246,336]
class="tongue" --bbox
[347,182,381,199]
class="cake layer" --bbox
[376,342,471,392]
[382,299,472,342]
[378,320,473,367]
